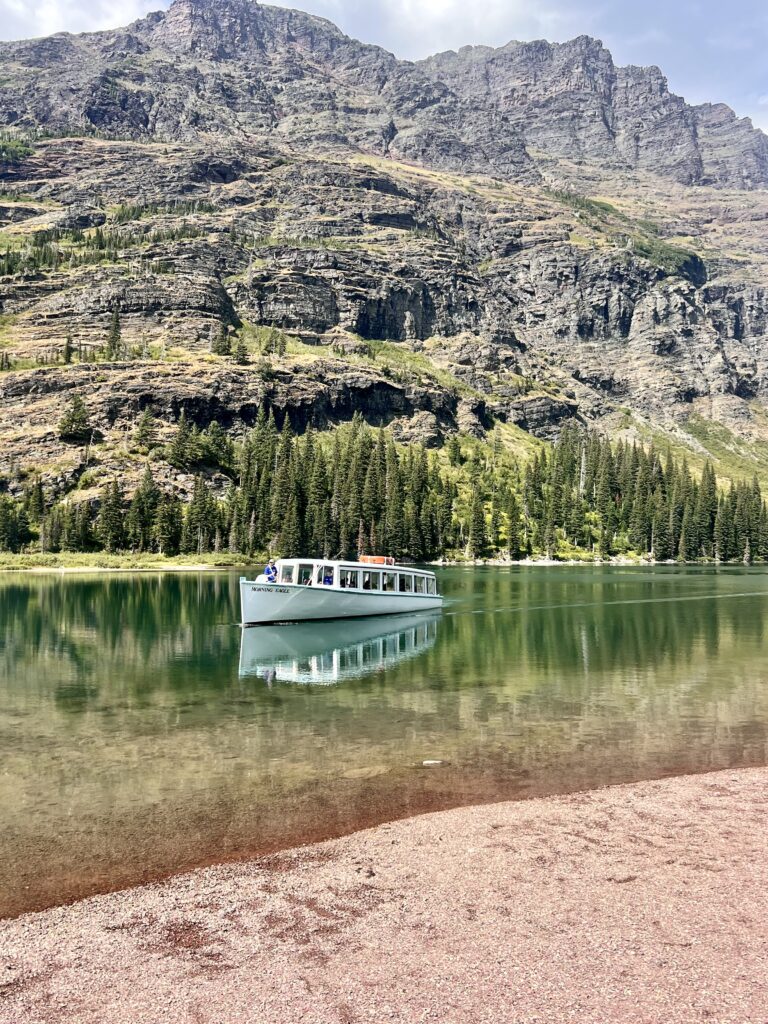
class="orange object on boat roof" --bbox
[359,555,395,566]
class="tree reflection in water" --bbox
[1,565,768,918]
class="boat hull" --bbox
[240,580,443,624]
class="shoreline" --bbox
[2,766,766,1023]
[0,555,750,574]
[0,558,255,575]
[14,563,247,575]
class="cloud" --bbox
[0,0,165,40]
[292,0,602,59]
[0,0,601,54]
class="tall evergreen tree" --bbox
[167,411,192,469]
[155,495,183,556]
[127,467,160,551]
[467,489,487,559]
[97,481,125,552]
[181,475,215,554]
[105,309,122,360]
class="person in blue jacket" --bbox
[264,558,278,583]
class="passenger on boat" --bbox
[264,559,278,584]
[323,571,333,586]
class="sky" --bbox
[1,0,766,130]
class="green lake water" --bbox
[2,565,768,918]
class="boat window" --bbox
[339,646,361,670]
[339,568,360,589]
[427,577,436,595]
[362,571,381,591]
[382,572,396,592]
[280,564,295,584]
[398,574,413,593]
[414,575,425,594]
[317,565,335,586]
[298,564,314,586]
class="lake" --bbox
[2,565,768,918]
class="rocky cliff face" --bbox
[2,0,767,189]
[2,0,768,494]
[0,0,535,183]
[419,37,768,190]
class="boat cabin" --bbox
[274,558,439,597]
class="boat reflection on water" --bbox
[239,612,441,685]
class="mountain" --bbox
[0,0,534,182]
[2,0,767,189]
[2,0,768,504]
[420,38,768,190]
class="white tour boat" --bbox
[240,556,443,625]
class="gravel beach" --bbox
[2,767,767,1024]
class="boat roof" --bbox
[275,557,436,576]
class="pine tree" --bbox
[652,491,671,560]
[204,421,233,468]
[167,411,192,469]
[24,477,45,524]
[0,496,21,552]
[356,517,367,557]
[105,309,122,360]
[127,467,160,551]
[134,409,157,450]
[490,497,502,553]
[233,337,249,365]
[714,499,727,562]
[211,323,231,356]
[383,437,404,557]
[154,495,182,555]
[97,481,125,552]
[446,435,462,467]
[677,517,691,562]
[181,476,215,554]
[306,452,330,556]
[506,492,522,559]
[280,498,302,557]
[403,497,423,560]
[61,501,93,552]
[697,462,718,556]
[58,395,92,443]
[467,490,487,559]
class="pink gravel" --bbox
[1,767,767,1024]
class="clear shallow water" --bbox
[2,565,768,918]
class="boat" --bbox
[240,556,443,625]
[238,611,440,685]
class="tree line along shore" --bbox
[1,399,766,564]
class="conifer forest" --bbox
[1,407,765,564]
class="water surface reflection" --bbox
[1,566,768,918]
[239,613,440,685]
